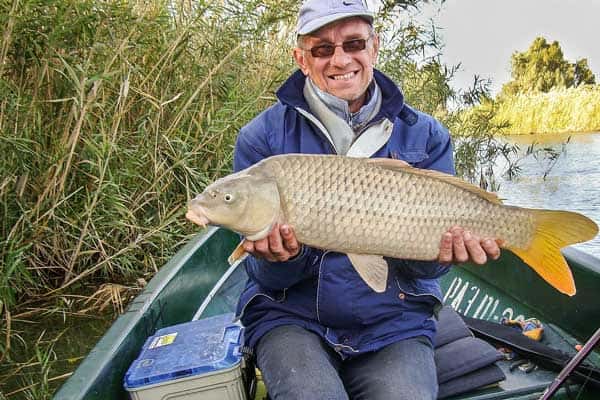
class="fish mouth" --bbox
[186,202,211,227]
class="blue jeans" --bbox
[256,325,438,400]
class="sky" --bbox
[403,0,600,95]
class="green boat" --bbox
[54,227,600,399]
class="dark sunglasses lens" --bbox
[311,45,335,58]
[309,39,368,58]
[342,39,367,52]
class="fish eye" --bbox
[224,193,234,202]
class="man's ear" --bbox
[372,33,380,64]
[293,47,309,75]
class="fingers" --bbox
[438,232,454,264]
[280,224,301,257]
[482,238,501,261]
[451,227,470,264]
[242,224,301,262]
[439,226,503,265]
[267,224,286,259]
[250,236,273,260]
[464,231,487,264]
[242,239,255,254]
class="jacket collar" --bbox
[276,69,405,122]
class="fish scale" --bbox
[264,154,531,259]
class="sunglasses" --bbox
[304,37,371,58]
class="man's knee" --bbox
[344,337,438,400]
[255,325,348,400]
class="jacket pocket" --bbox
[390,150,429,165]
[236,282,286,319]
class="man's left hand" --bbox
[438,226,502,265]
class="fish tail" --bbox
[507,210,598,296]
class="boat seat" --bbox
[435,306,506,398]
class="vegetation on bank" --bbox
[493,85,600,135]
[477,36,599,135]
[1,0,296,396]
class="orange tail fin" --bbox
[507,210,598,296]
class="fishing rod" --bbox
[539,326,600,399]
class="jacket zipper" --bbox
[315,250,330,324]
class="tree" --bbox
[574,58,596,86]
[500,37,596,97]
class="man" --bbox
[233,1,501,399]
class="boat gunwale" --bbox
[563,246,600,274]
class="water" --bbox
[1,313,113,399]
[495,132,600,258]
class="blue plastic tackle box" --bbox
[124,313,249,400]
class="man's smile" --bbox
[330,71,358,81]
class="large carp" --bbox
[186,154,598,296]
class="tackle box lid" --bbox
[124,313,243,389]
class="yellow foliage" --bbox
[493,86,600,135]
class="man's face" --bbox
[294,17,379,113]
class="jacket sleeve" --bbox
[418,119,455,175]
[233,122,317,290]
[395,118,455,279]
[389,258,451,279]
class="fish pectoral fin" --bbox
[347,253,389,293]
[228,241,249,266]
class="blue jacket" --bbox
[233,69,454,357]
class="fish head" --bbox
[186,172,280,239]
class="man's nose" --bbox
[330,45,352,67]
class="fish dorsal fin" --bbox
[347,253,388,293]
[366,158,503,205]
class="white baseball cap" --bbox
[296,0,374,35]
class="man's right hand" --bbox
[242,223,301,262]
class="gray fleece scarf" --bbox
[304,78,382,155]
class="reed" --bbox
[494,86,600,135]
[0,0,297,371]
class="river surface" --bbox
[494,131,600,258]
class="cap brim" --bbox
[297,12,374,35]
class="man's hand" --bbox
[242,223,301,262]
[438,226,502,265]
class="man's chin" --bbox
[335,91,367,111]
[325,87,360,100]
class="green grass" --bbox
[493,85,600,135]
